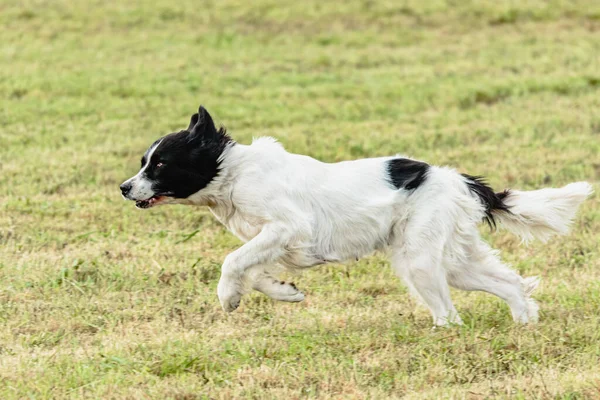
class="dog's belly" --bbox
[279,237,383,269]
[211,206,397,269]
[279,247,375,269]
[279,250,327,269]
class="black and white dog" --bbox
[120,106,592,326]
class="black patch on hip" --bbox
[387,158,430,191]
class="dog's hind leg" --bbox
[392,248,462,327]
[446,240,539,324]
[246,265,305,303]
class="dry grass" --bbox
[1,0,600,398]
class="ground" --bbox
[1,0,600,398]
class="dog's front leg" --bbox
[217,225,289,312]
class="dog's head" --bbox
[120,106,232,209]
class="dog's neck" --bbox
[184,141,242,210]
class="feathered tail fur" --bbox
[463,176,593,243]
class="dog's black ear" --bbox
[189,106,217,137]
[187,113,199,131]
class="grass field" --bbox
[1,0,600,398]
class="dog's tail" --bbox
[463,175,593,243]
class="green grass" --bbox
[1,0,600,398]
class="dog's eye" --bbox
[156,162,164,168]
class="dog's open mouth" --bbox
[135,195,165,209]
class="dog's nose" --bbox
[120,182,132,197]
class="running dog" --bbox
[120,106,592,326]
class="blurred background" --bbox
[1,0,599,398]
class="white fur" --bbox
[183,138,592,325]
[122,140,161,201]
[495,182,593,243]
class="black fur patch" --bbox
[141,106,234,199]
[462,174,511,228]
[387,158,430,191]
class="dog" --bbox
[120,106,593,326]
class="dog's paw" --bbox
[253,278,305,302]
[278,281,305,302]
[217,278,243,312]
[433,313,463,328]
[221,295,241,312]
[287,291,305,302]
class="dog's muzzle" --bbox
[120,181,132,198]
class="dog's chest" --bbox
[210,207,264,243]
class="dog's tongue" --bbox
[135,199,151,209]
[135,196,164,209]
